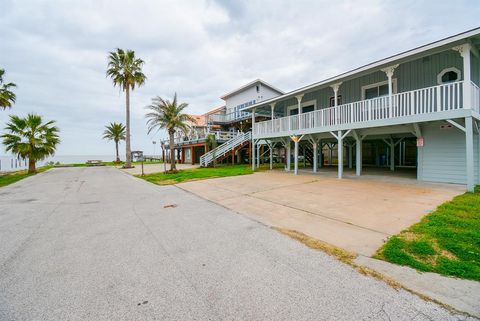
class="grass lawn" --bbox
[0,166,51,188]
[139,164,254,185]
[375,187,480,281]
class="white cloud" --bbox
[1,0,479,155]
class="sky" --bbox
[1,0,480,156]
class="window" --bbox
[302,105,315,113]
[287,100,316,115]
[361,80,396,100]
[329,95,342,107]
[256,85,260,93]
[365,84,388,99]
[437,67,461,84]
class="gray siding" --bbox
[396,50,463,92]
[418,121,478,185]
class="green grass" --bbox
[375,186,480,281]
[139,164,253,185]
[0,166,51,188]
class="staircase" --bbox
[200,132,252,167]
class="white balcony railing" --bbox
[254,81,471,137]
[208,112,251,123]
[165,130,240,147]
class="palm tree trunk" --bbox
[125,86,132,168]
[169,131,176,171]
[115,140,120,162]
[28,158,36,174]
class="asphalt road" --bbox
[0,167,475,321]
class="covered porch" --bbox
[246,41,480,190]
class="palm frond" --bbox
[1,113,60,161]
[144,94,194,136]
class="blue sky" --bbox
[1,0,479,156]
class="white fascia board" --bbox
[220,79,284,100]
[243,28,480,113]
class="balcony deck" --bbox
[253,81,480,139]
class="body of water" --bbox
[0,155,120,172]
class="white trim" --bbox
[361,78,397,100]
[221,79,284,100]
[437,67,461,85]
[287,100,317,116]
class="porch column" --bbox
[270,103,276,133]
[257,144,261,168]
[355,135,363,176]
[251,108,256,170]
[466,116,475,191]
[295,94,304,113]
[295,94,304,129]
[312,142,318,173]
[294,139,299,175]
[286,142,291,171]
[454,44,472,109]
[291,135,303,175]
[269,142,273,170]
[331,130,350,179]
[330,83,342,107]
[381,65,399,117]
[337,131,344,179]
[191,146,195,165]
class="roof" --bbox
[204,105,225,115]
[220,79,284,100]
[241,27,480,112]
[186,114,207,127]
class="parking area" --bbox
[178,169,465,256]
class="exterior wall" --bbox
[418,121,478,185]
[225,84,282,113]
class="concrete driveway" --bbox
[0,167,472,320]
[178,170,464,256]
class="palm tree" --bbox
[145,94,196,172]
[102,122,126,163]
[1,114,60,173]
[106,48,146,168]
[0,69,16,110]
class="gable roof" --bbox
[241,27,480,112]
[220,79,284,100]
